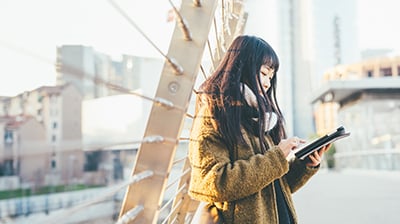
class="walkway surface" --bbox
[293,169,400,224]
[5,169,400,224]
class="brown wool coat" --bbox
[188,103,319,224]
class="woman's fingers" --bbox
[290,136,306,147]
[318,143,332,155]
[306,143,332,167]
[307,151,322,166]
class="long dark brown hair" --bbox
[199,35,286,154]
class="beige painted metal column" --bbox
[167,2,248,223]
[118,1,218,223]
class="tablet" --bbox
[293,126,350,160]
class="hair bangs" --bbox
[262,50,279,72]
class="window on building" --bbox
[4,130,13,145]
[366,70,373,77]
[53,122,57,129]
[380,67,392,77]
[1,160,14,176]
[51,135,56,142]
[51,159,56,169]
[50,152,57,169]
[84,151,101,171]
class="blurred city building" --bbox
[0,45,165,191]
[312,55,400,170]
[0,84,84,189]
[56,45,163,99]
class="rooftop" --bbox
[311,77,400,104]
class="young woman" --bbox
[188,35,331,223]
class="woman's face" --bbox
[258,64,275,94]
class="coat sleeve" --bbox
[188,121,290,202]
[284,158,319,193]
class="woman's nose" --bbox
[264,80,270,90]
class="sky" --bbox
[1,0,400,97]
[0,0,175,96]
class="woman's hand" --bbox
[306,143,332,167]
[278,137,306,158]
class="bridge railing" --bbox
[114,1,248,223]
[1,0,248,223]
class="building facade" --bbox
[56,45,164,99]
[0,84,84,188]
[312,56,400,170]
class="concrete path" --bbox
[6,169,400,224]
[293,169,400,224]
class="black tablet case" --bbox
[294,126,350,160]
